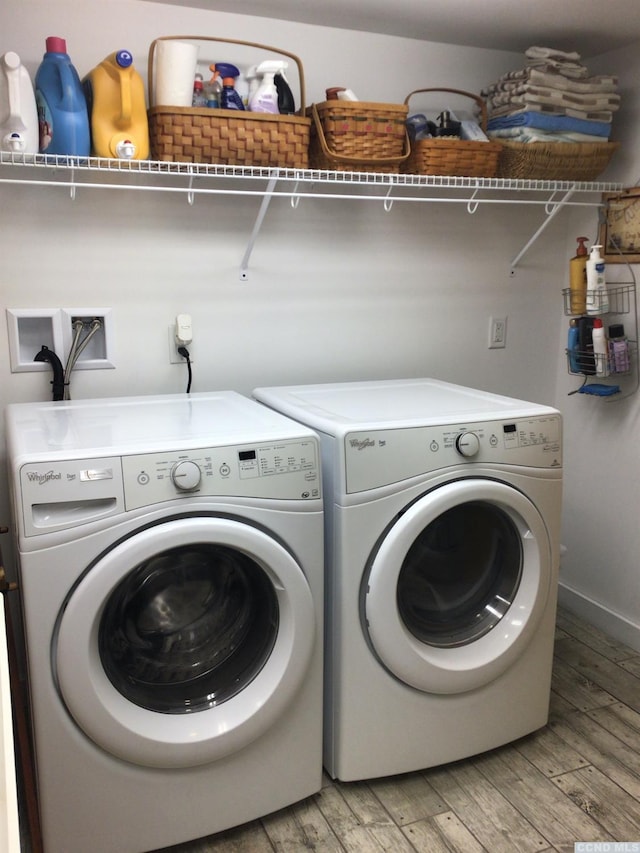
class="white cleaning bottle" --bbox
[0,51,39,153]
[586,244,609,315]
[249,60,288,114]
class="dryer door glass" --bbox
[99,543,279,714]
[397,501,522,648]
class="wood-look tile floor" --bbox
[156,607,640,853]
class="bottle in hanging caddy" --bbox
[0,51,39,154]
[569,236,589,314]
[249,60,289,113]
[567,319,580,373]
[592,318,610,377]
[586,244,608,315]
[608,323,631,373]
[35,36,90,157]
[577,316,596,375]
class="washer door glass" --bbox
[363,479,552,695]
[55,516,316,768]
[99,543,278,714]
[397,501,522,648]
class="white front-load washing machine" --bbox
[253,378,562,781]
[6,391,324,853]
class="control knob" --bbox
[171,460,202,491]
[455,431,480,458]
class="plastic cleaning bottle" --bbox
[567,319,580,373]
[592,318,610,377]
[35,36,90,157]
[211,63,244,111]
[275,69,295,114]
[608,323,631,373]
[246,65,259,106]
[83,49,149,160]
[192,74,207,107]
[569,236,589,314]
[249,60,289,113]
[204,69,221,108]
[586,244,609,315]
[0,51,39,154]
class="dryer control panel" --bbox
[344,414,562,493]
[122,438,320,509]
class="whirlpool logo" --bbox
[26,470,62,485]
[349,438,376,451]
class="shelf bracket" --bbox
[239,170,280,281]
[510,186,576,269]
[466,188,480,215]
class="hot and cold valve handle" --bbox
[455,431,480,458]
[171,460,202,491]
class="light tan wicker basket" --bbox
[147,36,310,168]
[402,88,501,178]
[308,100,409,173]
[495,139,620,180]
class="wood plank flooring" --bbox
[156,607,640,853]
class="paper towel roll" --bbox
[154,40,199,107]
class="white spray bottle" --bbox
[249,60,288,114]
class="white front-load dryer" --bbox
[253,378,562,781]
[6,391,324,853]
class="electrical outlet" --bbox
[488,316,507,349]
[169,325,195,364]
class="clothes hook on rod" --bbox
[290,181,301,209]
[466,188,480,215]
[383,183,394,212]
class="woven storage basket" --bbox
[495,140,620,180]
[147,36,310,168]
[402,88,501,178]
[308,100,409,173]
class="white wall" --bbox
[557,42,640,648]
[0,1,611,596]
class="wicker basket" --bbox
[402,88,501,178]
[308,100,410,173]
[147,36,310,168]
[495,139,620,180]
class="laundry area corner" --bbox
[2,1,640,851]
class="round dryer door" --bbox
[55,516,316,768]
[363,479,551,695]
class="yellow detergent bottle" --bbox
[83,49,149,160]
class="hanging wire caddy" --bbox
[562,280,638,399]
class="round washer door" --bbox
[364,479,551,695]
[55,516,316,769]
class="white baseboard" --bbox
[558,581,640,653]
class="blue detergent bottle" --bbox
[35,36,90,157]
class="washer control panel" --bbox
[122,438,320,509]
[18,438,320,536]
[344,414,562,493]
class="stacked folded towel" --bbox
[482,46,620,143]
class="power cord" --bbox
[178,346,192,393]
